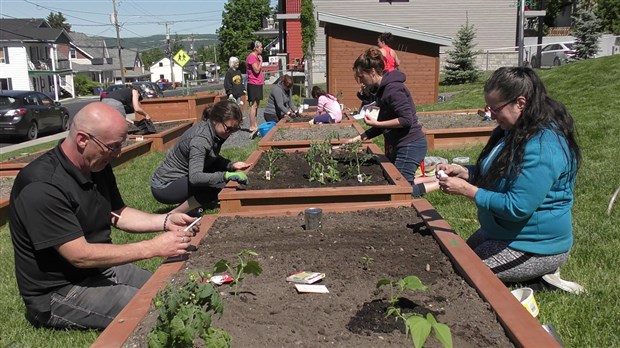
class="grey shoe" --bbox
[542,269,586,295]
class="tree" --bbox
[596,0,620,34]
[443,18,481,86]
[141,47,164,68]
[217,0,272,73]
[46,12,71,32]
[572,3,602,59]
[300,0,316,56]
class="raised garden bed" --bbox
[128,120,193,152]
[277,108,354,125]
[218,143,412,213]
[258,122,367,151]
[92,200,559,348]
[141,92,223,122]
[417,109,495,151]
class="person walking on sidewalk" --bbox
[436,67,585,294]
[9,102,199,330]
[246,41,264,137]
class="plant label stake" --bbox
[357,174,363,183]
[320,172,324,182]
[265,170,271,181]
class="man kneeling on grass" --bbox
[9,102,200,330]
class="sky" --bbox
[0,0,278,38]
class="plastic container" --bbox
[511,287,539,317]
[452,156,470,165]
[257,121,276,137]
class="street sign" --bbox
[173,49,190,67]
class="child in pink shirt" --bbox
[309,86,342,124]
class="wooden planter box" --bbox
[127,120,193,152]
[141,92,223,122]
[258,122,368,151]
[218,143,411,213]
[418,109,495,151]
[92,199,560,348]
[0,140,153,225]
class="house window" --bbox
[70,48,77,59]
[0,78,12,90]
[159,62,163,67]
[0,47,9,64]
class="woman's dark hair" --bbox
[353,47,385,77]
[474,67,581,189]
[280,74,293,89]
[378,32,394,44]
[203,99,243,123]
[311,86,336,100]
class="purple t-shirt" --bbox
[246,53,264,85]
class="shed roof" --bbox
[317,12,452,47]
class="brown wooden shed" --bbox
[318,12,452,109]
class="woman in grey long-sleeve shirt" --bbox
[151,100,251,213]
[263,74,297,123]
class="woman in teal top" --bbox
[436,67,582,284]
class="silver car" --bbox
[531,43,576,67]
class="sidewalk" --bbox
[1,131,68,154]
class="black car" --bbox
[0,90,70,140]
[99,84,126,101]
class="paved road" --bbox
[0,84,223,150]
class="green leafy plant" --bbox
[339,141,375,182]
[213,249,263,296]
[377,276,453,348]
[361,255,374,270]
[147,271,230,348]
[262,148,287,180]
[305,138,341,184]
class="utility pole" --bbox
[517,0,526,67]
[213,45,218,81]
[112,0,125,83]
[165,23,175,85]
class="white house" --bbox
[149,57,184,84]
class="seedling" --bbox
[262,148,287,180]
[339,141,375,182]
[377,276,453,348]
[147,271,230,347]
[361,255,374,270]
[213,249,263,296]
[306,138,341,184]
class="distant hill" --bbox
[100,34,219,52]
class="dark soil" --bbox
[417,113,495,129]
[127,120,189,134]
[271,125,360,141]
[124,207,514,348]
[285,114,315,123]
[246,150,387,190]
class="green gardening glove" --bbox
[225,171,248,185]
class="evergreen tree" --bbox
[596,0,620,34]
[443,18,480,85]
[46,12,71,32]
[572,3,602,60]
[217,0,272,73]
[141,47,164,68]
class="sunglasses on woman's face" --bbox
[222,122,241,133]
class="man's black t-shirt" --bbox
[103,87,142,113]
[9,142,125,315]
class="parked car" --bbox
[132,81,164,99]
[99,84,126,101]
[0,90,70,140]
[156,79,173,90]
[531,43,576,67]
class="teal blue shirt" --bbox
[469,128,575,255]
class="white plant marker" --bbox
[265,170,271,181]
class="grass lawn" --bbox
[1,56,619,347]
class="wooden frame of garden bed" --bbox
[127,120,193,152]
[218,143,412,213]
[0,139,154,226]
[140,92,223,122]
[258,121,368,151]
[92,199,560,348]
[418,109,495,150]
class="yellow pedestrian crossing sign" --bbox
[173,49,190,67]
